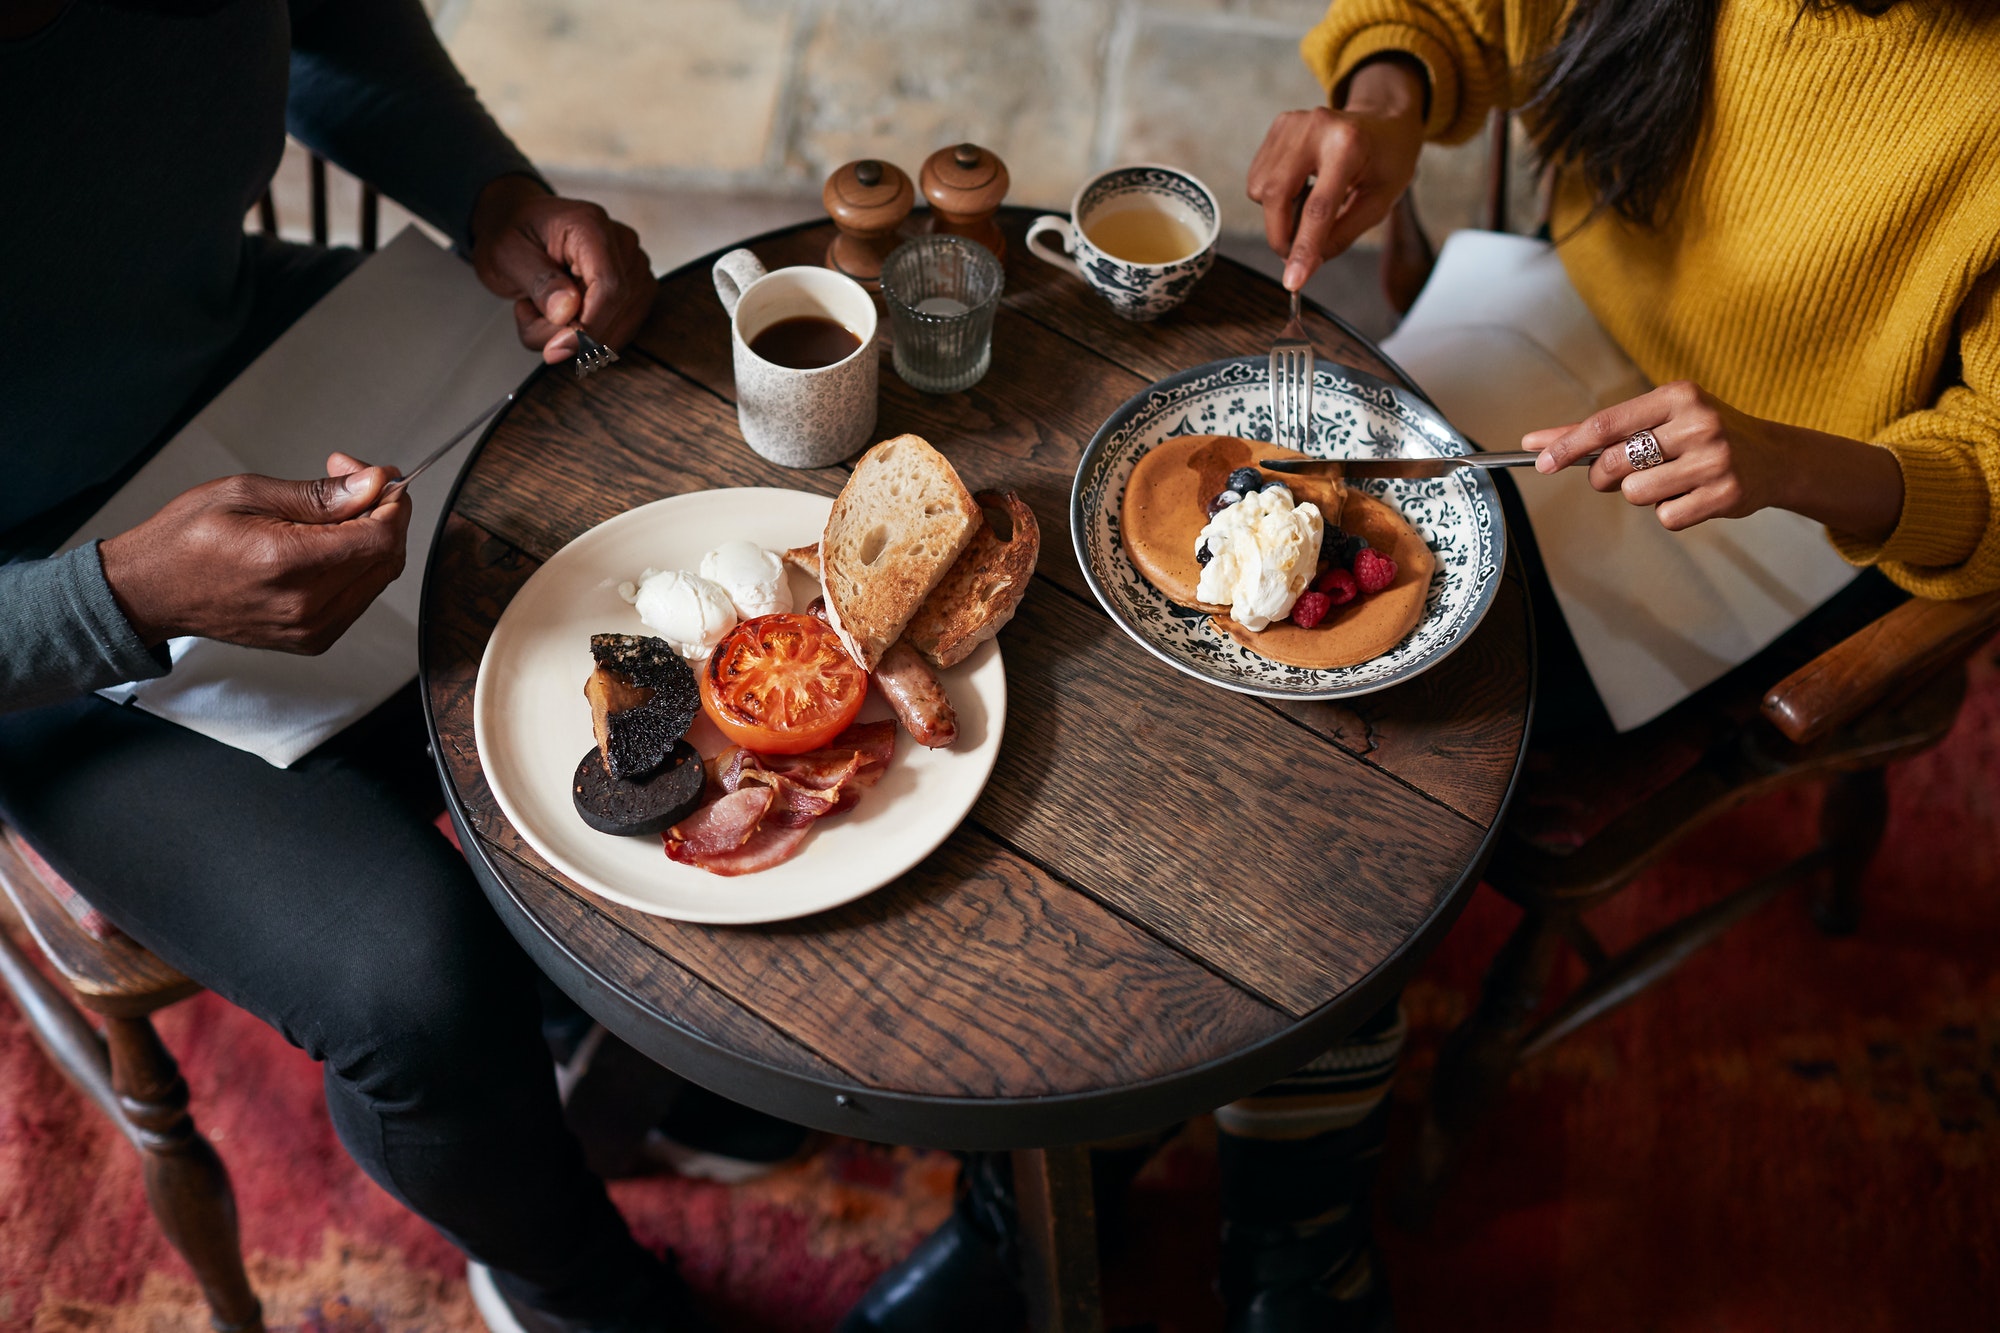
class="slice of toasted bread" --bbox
[820,435,981,671]
[782,543,822,576]
[904,490,1039,668]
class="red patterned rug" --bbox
[5,653,1997,1332]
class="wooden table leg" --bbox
[1011,1146,1103,1333]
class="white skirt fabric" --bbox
[1378,230,1860,731]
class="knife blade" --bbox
[1260,448,1601,480]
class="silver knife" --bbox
[1259,448,1602,480]
[373,391,516,506]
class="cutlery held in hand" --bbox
[570,324,618,378]
[373,391,516,508]
[1267,287,1315,454]
[1266,191,1316,453]
[1260,448,1603,480]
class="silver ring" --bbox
[1623,430,1664,470]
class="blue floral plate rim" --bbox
[1069,355,1507,702]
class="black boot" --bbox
[836,1134,1180,1333]
[1218,1103,1396,1333]
[1220,1220,1391,1333]
[836,1151,1024,1333]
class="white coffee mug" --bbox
[712,249,878,468]
[1026,165,1221,322]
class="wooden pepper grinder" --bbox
[822,158,914,289]
[919,142,1009,261]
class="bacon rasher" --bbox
[663,721,898,874]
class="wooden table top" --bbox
[421,208,1533,1150]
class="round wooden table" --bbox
[421,208,1532,1329]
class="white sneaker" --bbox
[468,1262,530,1333]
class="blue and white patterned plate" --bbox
[1071,357,1504,700]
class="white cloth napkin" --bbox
[1380,230,1861,732]
[65,227,540,767]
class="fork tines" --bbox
[571,326,619,380]
[1268,289,1316,454]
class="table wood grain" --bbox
[421,209,1533,1149]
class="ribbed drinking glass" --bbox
[879,235,1004,395]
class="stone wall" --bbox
[433,0,1535,243]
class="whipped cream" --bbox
[1194,487,1323,631]
[620,569,738,659]
[698,540,794,620]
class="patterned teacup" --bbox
[712,249,878,468]
[1025,165,1220,321]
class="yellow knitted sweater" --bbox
[1303,0,2000,598]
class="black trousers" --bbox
[0,685,654,1316]
[0,239,654,1320]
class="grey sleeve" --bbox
[1,544,171,714]
[285,0,546,250]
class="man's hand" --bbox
[99,453,412,653]
[471,175,656,364]
[1247,57,1427,291]
[1524,380,1905,541]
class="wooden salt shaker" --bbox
[823,158,914,289]
[919,142,1009,261]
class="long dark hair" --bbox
[1526,0,1902,229]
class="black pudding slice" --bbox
[573,740,705,837]
[590,633,700,779]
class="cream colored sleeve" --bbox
[1833,268,2000,599]
[1298,0,1514,144]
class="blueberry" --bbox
[1217,488,1244,507]
[1195,540,1213,565]
[1227,467,1262,494]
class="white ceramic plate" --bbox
[1072,357,1505,700]
[474,488,1007,925]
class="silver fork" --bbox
[571,324,619,379]
[1268,285,1315,454]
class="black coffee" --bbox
[749,316,862,369]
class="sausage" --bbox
[808,598,957,748]
[872,639,958,748]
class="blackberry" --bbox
[1325,527,1365,568]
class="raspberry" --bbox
[1289,591,1332,629]
[1353,547,1398,594]
[1314,567,1358,605]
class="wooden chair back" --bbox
[1382,108,1513,313]
[256,148,381,253]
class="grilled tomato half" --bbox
[699,613,868,754]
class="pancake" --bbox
[1120,435,1347,611]
[1215,491,1434,669]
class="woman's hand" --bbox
[1246,56,1426,291]
[1524,380,1904,541]
[471,175,657,365]
[99,453,412,653]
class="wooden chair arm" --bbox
[1762,590,2000,746]
[1381,190,1436,316]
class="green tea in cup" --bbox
[1084,206,1204,265]
[1025,165,1221,321]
